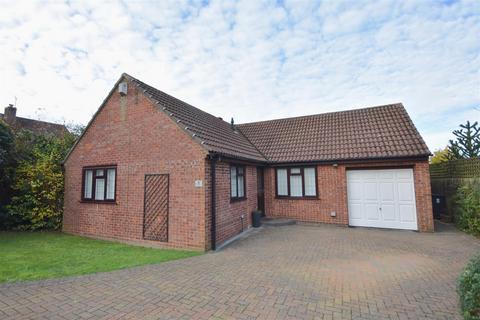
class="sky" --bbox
[0,0,479,151]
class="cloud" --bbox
[0,0,478,150]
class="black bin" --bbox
[432,194,445,220]
[252,210,262,228]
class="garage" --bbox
[347,168,418,230]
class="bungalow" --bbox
[62,73,433,250]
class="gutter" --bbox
[205,153,430,167]
[209,153,218,250]
[267,155,431,167]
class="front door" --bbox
[257,167,265,216]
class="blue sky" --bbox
[0,0,478,150]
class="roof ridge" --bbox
[123,73,231,126]
[0,113,66,127]
[15,116,66,127]
[236,126,270,161]
[237,103,404,126]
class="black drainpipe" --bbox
[210,153,217,250]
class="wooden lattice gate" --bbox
[143,174,169,242]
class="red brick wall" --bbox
[264,160,434,232]
[205,160,258,248]
[63,78,433,251]
[412,161,434,232]
[63,78,209,250]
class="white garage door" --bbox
[347,168,418,230]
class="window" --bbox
[230,165,246,200]
[276,169,288,196]
[82,166,117,202]
[275,167,317,198]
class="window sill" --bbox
[230,197,247,203]
[79,200,118,205]
[275,196,319,200]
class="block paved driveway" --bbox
[1,223,479,320]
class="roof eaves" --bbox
[207,150,268,164]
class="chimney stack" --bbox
[4,104,17,124]
[230,117,235,130]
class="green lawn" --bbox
[0,232,201,283]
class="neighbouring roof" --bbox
[126,74,267,162]
[0,113,68,137]
[237,104,431,163]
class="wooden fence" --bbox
[430,157,480,220]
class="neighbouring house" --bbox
[62,73,434,251]
[0,105,68,136]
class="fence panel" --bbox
[430,157,480,220]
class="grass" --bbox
[0,232,201,283]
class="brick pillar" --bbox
[415,162,434,232]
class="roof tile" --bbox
[126,74,429,163]
[0,113,68,136]
[126,75,267,162]
[237,104,430,163]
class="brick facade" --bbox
[264,159,434,232]
[205,160,257,249]
[63,81,209,250]
[63,79,260,251]
[63,77,433,252]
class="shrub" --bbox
[458,255,480,320]
[0,120,16,230]
[6,131,75,230]
[455,180,480,236]
[0,120,14,203]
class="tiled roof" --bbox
[101,74,429,164]
[126,74,267,162]
[0,113,68,137]
[237,104,431,163]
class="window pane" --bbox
[95,178,105,200]
[230,167,237,197]
[290,175,302,197]
[84,170,93,198]
[96,169,104,177]
[277,169,288,196]
[290,168,301,174]
[304,168,316,196]
[106,169,116,200]
[238,175,244,197]
[238,167,244,175]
